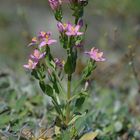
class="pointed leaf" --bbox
[80,132,98,140]
[39,81,53,97]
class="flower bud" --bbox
[77,18,84,27]
[48,0,62,10]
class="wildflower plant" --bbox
[24,0,105,139]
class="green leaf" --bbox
[53,81,59,94]
[75,92,88,108]
[39,81,53,97]
[52,73,60,94]
[31,69,40,80]
[31,68,45,80]
[75,97,85,108]
[79,132,98,140]
[45,84,53,97]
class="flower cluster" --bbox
[24,31,56,70]
[24,29,105,70]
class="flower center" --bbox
[71,27,75,32]
[45,35,49,42]
[63,23,67,28]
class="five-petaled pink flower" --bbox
[23,59,38,70]
[66,24,83,36]
[24,49,46,70]
[85,47,106,62]
[30,49,46,61]
[39,31,57,48]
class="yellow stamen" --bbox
[45,35,49,42]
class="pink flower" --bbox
[66,24,83,36]
[57,22,71,32]
[30,49,46,61]
[85,47,106,62]
[28,31,56,48]
[23,49,46,70]
[39,32,57,48]
[57,21,83,36]
[23,59,37,70]
[48,0,62,10]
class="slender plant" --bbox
[23,0,105,139]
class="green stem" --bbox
[65,36,72,125]
[66,75,72,125]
